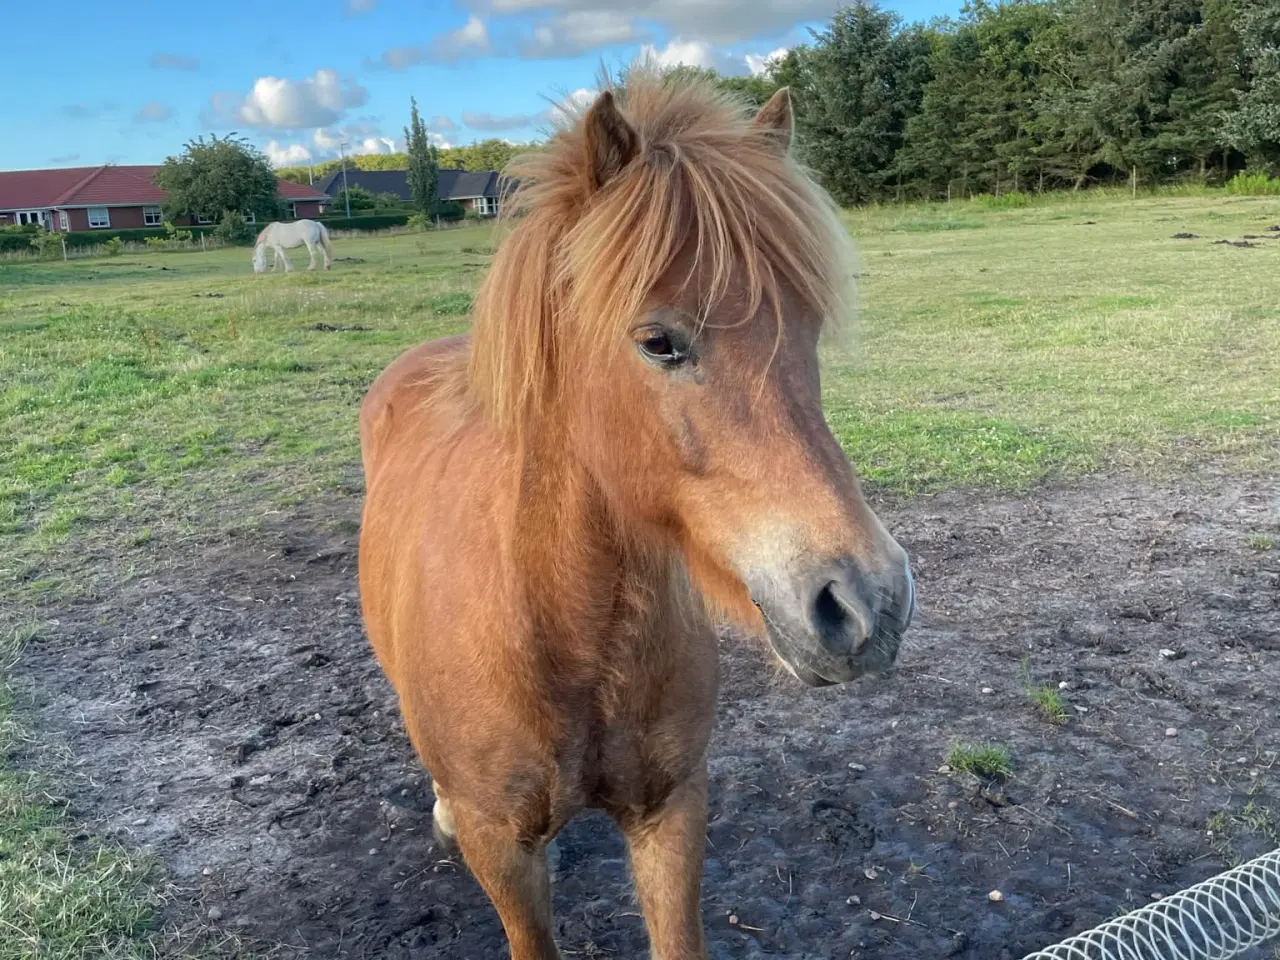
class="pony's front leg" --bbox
[618,768,709,960]
[452,803,560,960]
[305,241,317,270]
[277,247,293,272]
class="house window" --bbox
[289,203,298,219]
[475,196,497,216]
[58,211,69,231]
[243,212,255,224]
[195,214,214,224]
[143,206,163,226]
[15,210,46,226]
[87,207,110,228]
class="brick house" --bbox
[0,164,330,232]
[318,168,509,216]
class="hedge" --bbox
[315,213,411,230]
[0,226,221,253]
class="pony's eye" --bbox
[636,329,687,366]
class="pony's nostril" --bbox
[812,579,869,653]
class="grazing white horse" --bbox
[252,219,333,273]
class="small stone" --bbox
[988,890,1004,902]
[1058,681,1071,690]
[1165,728,1178,737]
[1150,893,1163,900]
[207,906,224,921]
[1074,705,1089,714]
[864,867,879,880]
[368,848,379,856]
[728,914,739,925]
[202,867,213,876]
[870,911,883,921]
[938,765,952,774]
[848,763,867,772]
[846,895,861,906]
[981,687,994,694]
[948,800,959,810]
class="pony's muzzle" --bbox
[761,552,913,688]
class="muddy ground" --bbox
[15,471,1280,959]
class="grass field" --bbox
[2,192,1279,956]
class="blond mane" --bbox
[466,66,855,438]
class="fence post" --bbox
[61,238,68,261]
[201,233,206,252]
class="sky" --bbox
[1,0,961,172]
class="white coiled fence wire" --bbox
[1020,846,1280,960]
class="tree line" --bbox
[276,137,535,186]
[731,0,1280,205]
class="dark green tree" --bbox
[799,0,934,205]
[154,134,279,222]
[404,96,440,214]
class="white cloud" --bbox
[367,14,490,69]
[639,38,720,70]
[434,14,491,60]
[470,0,834,45]
[745,46,788,76]
[546,87,597,125]
[134,102,174,123]
[264,140,314,167]
[213,69,367,130]
[462,110,545,131]
[431,115,458,132]
[520,10,645,57]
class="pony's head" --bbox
[469,69,913,686]
[251,241,267,273]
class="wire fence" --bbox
[1020,846,1280,960]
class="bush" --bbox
[973,190,1032,209]
[215,210,257,245]
[144,236,170,248]
[317,213,411,231]
[1224,171,1280,196]
[103,236,125,256]
[163,221,193,243]
[29,228,65,259]
[55,226,215,249]
[407,213,433,232]
[434,200,465,222]
[334,185,377,211]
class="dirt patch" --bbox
[15,473,1280,959]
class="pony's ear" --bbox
[583,90,638,193]
[753,87,794,154]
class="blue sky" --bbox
[1,0,960,172]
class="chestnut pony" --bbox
[357,73,915,959]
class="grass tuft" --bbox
[946,743,1013,780]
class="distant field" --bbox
[2,194,1278,574]
[1,194,1279,957]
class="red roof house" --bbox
[0,164,331,232]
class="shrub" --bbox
[433,200,465,222]
[215,210,257,245]
[407,213,433,232]
[144,236,170,248]
[333,185,377,211]
[317,213,410,231]
[29,228,65,259]
[973,190,1032,209]
[1224,171,1280,196]
[103,236,125,256]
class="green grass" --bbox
[1029,686,1068,725]
[2,193,1280,951]
[1248,534,1275,552]
[946,743,1013,780]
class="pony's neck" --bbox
[509,427,658,652]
